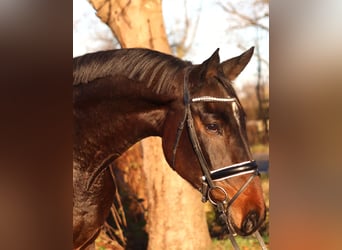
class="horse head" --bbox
[162,47,266,236]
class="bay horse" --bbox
[73,47,266,249]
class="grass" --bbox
[250,143,269,154]
[211,234,269,250]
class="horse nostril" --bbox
[241,211,259,235]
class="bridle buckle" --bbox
[207,186,229,206]
[200,178,208,203]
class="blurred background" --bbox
[73,0,269,249]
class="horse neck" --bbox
[73,74,182,170]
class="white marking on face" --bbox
[232,101,240,126]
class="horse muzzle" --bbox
[240,210,263,235]
[200,160,266,236]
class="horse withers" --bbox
[73,47,266,249]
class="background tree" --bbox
[86,0,211,249]
[167,0,202,58]
[220,0,269,143]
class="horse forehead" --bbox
[197,79,235,98]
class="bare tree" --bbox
[167,0,203,58]
[73,1,120,54]
[219,0,269,32]
[219,0,269,143]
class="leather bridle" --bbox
[172,67,267,250]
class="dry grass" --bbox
[95,231,123,250]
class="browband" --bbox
[192,96,236,103]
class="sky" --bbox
[73,0,269,87]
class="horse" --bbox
[73,47,266,249]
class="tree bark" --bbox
[90,0,170,52]
[88,0,211,249]
[142,138,211,250]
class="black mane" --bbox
[73,48,191,94]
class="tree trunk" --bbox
[142,138,211,250]
[89,0,211,249]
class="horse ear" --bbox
[221,47,254,81]
[201,48,221,78]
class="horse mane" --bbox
[73,48,191,94]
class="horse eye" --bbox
[206,123,219,133]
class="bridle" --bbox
[172,67,267,250]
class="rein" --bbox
[172,67,267,250]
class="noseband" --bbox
[172,67,267,250]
